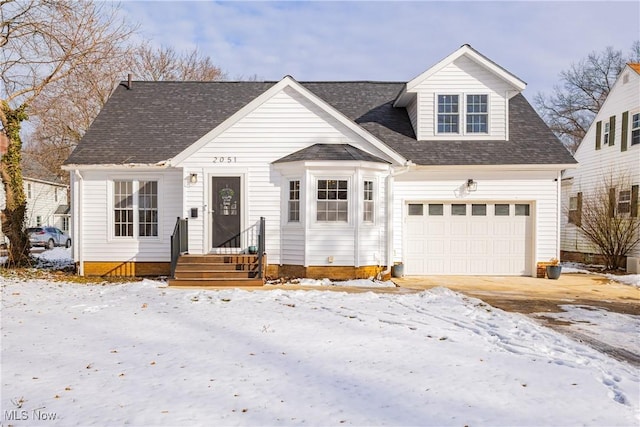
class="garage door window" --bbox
[428,204,443,215]
[408,204,424,216]
[495,204,510,216]
[472,204,487,216]
[452,204,466,216]
[515,204,530,216]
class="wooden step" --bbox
[174,270,259,279]
[168,278,264,287]
[178,255,258,264]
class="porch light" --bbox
[466,179,477,192]
[190,173,198,184]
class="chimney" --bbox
[127,73,132,90]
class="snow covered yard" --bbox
[1,277,638,426]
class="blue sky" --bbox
[118,1,639,100]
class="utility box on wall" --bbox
[190,208,198,218]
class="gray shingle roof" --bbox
[274,144,390,164]
[64,80,576,166]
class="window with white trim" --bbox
[288,180,300,222]
[618,190,631,214]
[466,95,488,133]
[437,95,459,133]
[138,181,158,237]
[316,179,348,222]
[603,121,610,145]
[62,217,69,232]
[27,183,32,199]
[632,113,640,146]
[113,180,158,238]
[363,180,374,222]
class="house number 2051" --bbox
[213,156,237,163]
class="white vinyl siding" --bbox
[393,169,561,276]
[179,86,391,266]
[77,170,181,262]
[413,55,510,140]
[561,65,640,258]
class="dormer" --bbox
[394,44,526,141]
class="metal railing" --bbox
[170,217,188,277]
[215,217,266,279]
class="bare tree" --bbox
[574,174,640,270]
[535,42,640,153]
[130,42,226,81]
[0,0,134,266]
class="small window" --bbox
[437,95,459,134]
[632,113,640,146]
[495,204,509,216]
[288,180,300,222]
[363,180,374,223]
[54,188,58,202]
[36,216,42,226]
[27,183,32,199]
[408,204,424,216]
[428,204,443,216]
[603,121,610,145]
[471,204,487,216]
[62,217,70,232]
[466,95,488,133]
[452,204,466,216]
[114,181,134,237]
[618,190,631,214]
[317,179,348,222]
[515,204,530,216]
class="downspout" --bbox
[381,162,413,277]
[556,170,562,262]
[74,169,84,276]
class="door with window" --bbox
[211,176,241,249]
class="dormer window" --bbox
[437,95,459,133]
[437,93,489,135]
[466,95,488,133]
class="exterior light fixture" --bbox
[466,179,477,192]
[190,173,198,184]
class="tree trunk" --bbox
[1,102,31,266]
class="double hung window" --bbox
[437,94,489,134]
[113,180,158,238]
[317,179,348,222]
[288,180,300,222]
[363,180,374,222]
[632,113,640,146]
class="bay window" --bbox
[317,179,348,222]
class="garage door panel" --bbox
[405,202,532,276]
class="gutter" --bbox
[381,161,414,278]
[74,170,84,276]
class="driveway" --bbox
[393,273,640,365]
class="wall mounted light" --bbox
[466,178,477,192]
[189,173,198,184]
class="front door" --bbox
[211,176,241,249]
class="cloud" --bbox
[118,1,639,98]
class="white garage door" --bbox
[405,202,532,275]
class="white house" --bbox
[561,63,640,269]
[62,45,576,280]
[0,150,70,247]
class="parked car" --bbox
[27,227,71,249]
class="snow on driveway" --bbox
[1,277,638,426]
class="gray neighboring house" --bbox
[63,44,576,278]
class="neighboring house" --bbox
[62,44,575,278]
[561,63,640,268]
[0,169,70,247]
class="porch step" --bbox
[169,254,264,287]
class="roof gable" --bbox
[170,76,407,166]
[394,44,526,107]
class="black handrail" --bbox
[257,216,265,279]
[170,217,188,277]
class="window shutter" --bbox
[632,185,639,218]
[576,192,582,227]
[609,188,616,217]
[595,121,602,150]
[609,116,616,146]
[621,111,629,152]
